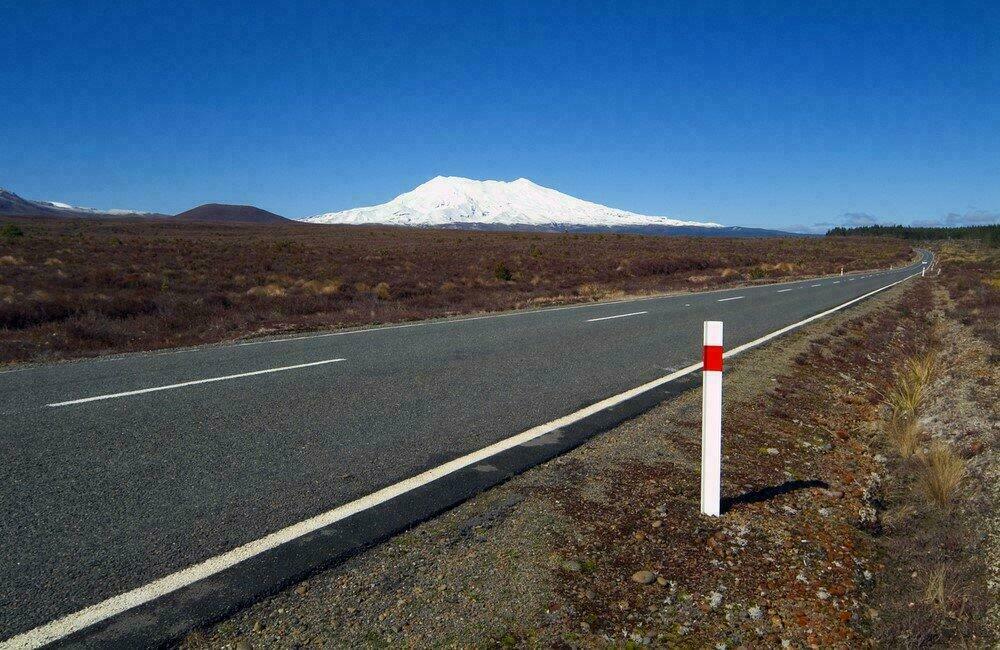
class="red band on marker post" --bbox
[703,345,723,371]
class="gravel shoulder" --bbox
[182,268,995,648]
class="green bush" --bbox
[1,223,24,240]
[494,261,513,282]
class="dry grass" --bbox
[923,566,948,612]
[907,350,938,387]
[917,442,966,510]
[882,352,935,420]
[887,414,922,458]
[0,216,913,364]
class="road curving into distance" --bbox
[0,250,931,648]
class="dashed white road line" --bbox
[586,311,648,322]
[3,270,923,650]
[832,280,841,284]
[776,288,793,293]
[811,284,822,287]
[46,358,347,407]
[717,296,744,302]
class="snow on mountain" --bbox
[303,177,722,229]
[0,188,157,217]
[32,199,152,215]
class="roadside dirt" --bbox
[182,270,996,648]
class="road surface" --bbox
[0,251,930,647]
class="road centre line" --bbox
[4,269,924,649]
[227,265,915,348]
[586,311,648,322]
[811,284,822,287]
[776,288,793,293]
[716,296,744,302]
[46,359,347,407]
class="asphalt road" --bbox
[0,251,930,645]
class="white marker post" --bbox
[701,321,724,517]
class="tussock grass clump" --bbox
[917,442,965,509]
[885,371,927,418]
[887,414,922,458]
[882,351,937,422]
[907,350,938,387]
[374,282,391,300]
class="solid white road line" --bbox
[2,271,922,650]
[46,359,347,407]
[716,296,744,302]
[776,288,793,293]
[586,311,648,322]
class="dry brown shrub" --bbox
[298,279,342,295]
[0,255,22,265]
[374,282,390,300]
[576,283,604,299]
[246,284,286,298]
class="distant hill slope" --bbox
[174,204,291,224]
[0,188,161,218]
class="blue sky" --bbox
[2,1,998,231]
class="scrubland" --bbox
[0,217,911,364]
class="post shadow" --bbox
[720,479,829,514]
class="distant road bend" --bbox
[0,251,931,647]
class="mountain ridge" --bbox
[0,188,161,218]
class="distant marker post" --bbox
[701,321,723,517]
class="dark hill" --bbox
[174,204,291,224]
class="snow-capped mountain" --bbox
[303,177,723,229]
[0,188,160,218]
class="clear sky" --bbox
[2,1,998,231]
